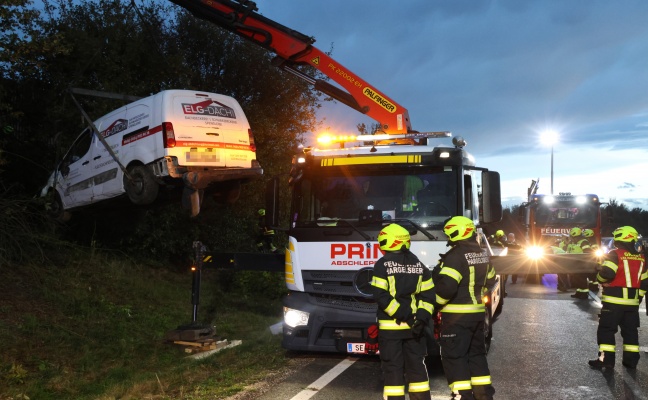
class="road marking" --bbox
[290,356,358,400]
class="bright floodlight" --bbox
[541,130,559,146]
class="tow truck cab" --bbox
[266,134,503,354]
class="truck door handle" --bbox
[82,161,89,165]
[94,155,102,160]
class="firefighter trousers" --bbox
[378,334,431,400]
[439,318,494,400]
[597,303,640,367]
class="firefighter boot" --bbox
[450,390,475,400]
[588,352,615,369]
[472,384,495,400]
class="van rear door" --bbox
[164,91,256,169]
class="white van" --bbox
[40,89,263,220]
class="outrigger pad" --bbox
[165,324,215,342]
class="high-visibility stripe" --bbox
[600,344,616,352]
[441,304,485,313]
[371,276,389,290]
[420,278,434,291]
[378,319,410,330]
[623,259,632,287]
[440,267,462,283]
[388,276,397,297]
[436,294,449,305]
[468,266,477,304]
[471,375,492,385]
[409,381,430,392]
[601,295,639,306]
[418,300,434,314]
[624,344,640,352]
[321,154,421,167]
[450,380,472,391]
[385,299,400,316]
[383,385,405,396]
[602,260,618,274]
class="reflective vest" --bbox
[598,248,646,306]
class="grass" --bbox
[0,246,291,400]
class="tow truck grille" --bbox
[302,270,377,312]
[312,293,377,312]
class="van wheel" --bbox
[124,165,159,205]
[46,191,71,222]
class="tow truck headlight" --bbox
[526,246,544,260]
[284,307,309,328]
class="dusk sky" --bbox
[250,0,648,209]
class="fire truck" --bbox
[494,180,608,277]
[524,192,604,253]
[171,0,504,355]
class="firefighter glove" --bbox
[410,319,425,340]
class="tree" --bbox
[0,0,321,259]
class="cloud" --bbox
[253,0,648,209]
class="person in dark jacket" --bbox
[370,223,435,400]
[436,216,496,400]
[589,226,647,369]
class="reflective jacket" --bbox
[370,250,435,335]
[597,243,648,306]
[435,238,496,321]
[567,238,591,254]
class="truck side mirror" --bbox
[481,171,502,224]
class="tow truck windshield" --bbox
[292,168,457,229]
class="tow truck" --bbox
[170,0,504,355]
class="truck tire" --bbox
[483,308,493,354]
[46,191,71,222]
[124,165,159,205]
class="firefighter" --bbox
[488,230,506,247]
[583,229,601,293]
[256,209,277,253]
[589,226,647,369]
[370,223,435,400]
[568,227,593,299]
[436,216,496,400]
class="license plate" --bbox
[347,342,366,354]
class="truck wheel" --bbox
[484,309,493,354]
[494,295,503,317]
[46,191,71,222]
[124,165,159,205]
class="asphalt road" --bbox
[247,275,648,400]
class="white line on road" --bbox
[289,356,358,400]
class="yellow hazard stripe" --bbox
[320,154,421,166]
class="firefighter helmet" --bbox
[378,224,411,251]
[612,226,638,243]
[444,216,475,242]
[570,227,582,237]
[583,229,594,238]
[258,209,266,216]
[495,230,505,238]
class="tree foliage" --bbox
[0,0,321,262]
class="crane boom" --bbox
[168,0,412,134]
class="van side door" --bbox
[58,129,95,208]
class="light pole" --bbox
[541,130,559,195]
